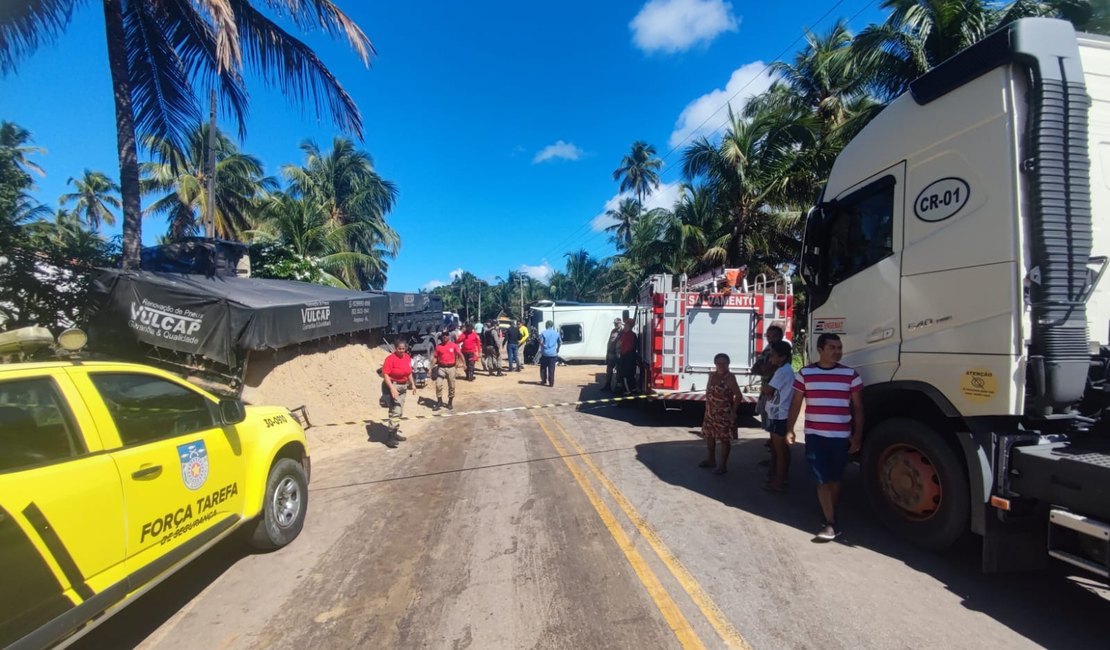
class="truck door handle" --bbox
[131,464,162,480]
[866,327,895,344]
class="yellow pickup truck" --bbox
[0,360,310,649]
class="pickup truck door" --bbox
[0,371,126,648]
[78,370,246,578]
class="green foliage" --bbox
[247,190,391,289]
[60,169,121,231]
[1,123,119,331]
[450,1,1107,329]
[142,125,274,240]
[2,0,376,267]
[282,138,399,289]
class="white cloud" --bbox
[518,262,554,281]
[533,140,584,164]
[590,181,684,232]
[422,279,446,291]
[668,60,773,148]
[448,268,465,281]
[630,0,738,54]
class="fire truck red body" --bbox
[635,269,794,403]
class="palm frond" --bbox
[230,0,363,137]
[161,0,250,138]
[0,0,77,74]
[260,0,374,64]
[125,0,201,151]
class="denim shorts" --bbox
[763,418,788,436]
[805,434,851,484]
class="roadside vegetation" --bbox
[2,1,1106,331]
[430,0,1108,326]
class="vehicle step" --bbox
[1010,442,1110,521]
[1048,509,1110,578]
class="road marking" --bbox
[544,410,752,650]
[302,391,700,428]
[518,394,705,650]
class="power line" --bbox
[547,0,858,263]
[653,0,847,170]
[656,0,879,186]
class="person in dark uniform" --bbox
[505,319,523,372]
[602,318,622,391]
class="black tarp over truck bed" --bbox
[89,270,389,367]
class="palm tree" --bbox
[606,207,673,301]
[142,124,273,240]
[666,185,727,270]
[604,197,640,250]
[0,121,45,177]
[546,271,571,301]
[754,20,878,134]
[851,0,1080,101]
[681,105,808,272]
[563,249,610,302]
[250,192,387,289]
[284,137,400,288]
[59,169,121,231]
[0,121,48,235]
[1,1,375,268]
[449,270,485,322]
[612,140,662,209]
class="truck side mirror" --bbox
[219,399,247,426]
[799,205,829,288]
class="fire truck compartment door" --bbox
[686,309,753,371]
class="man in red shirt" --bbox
[381,339,416,448]
[456,323,482,381]
[432,331,461,410]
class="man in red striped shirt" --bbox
[787,333,864,541]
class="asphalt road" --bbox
[73,365,1109,650]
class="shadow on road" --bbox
[70,536,249,650]
[571,371,765,431]
[635,437,1109,650]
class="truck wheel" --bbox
[249,458,308,551]
[862,418,969,550]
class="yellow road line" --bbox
[545,411,752,650]
[518,395,705,650]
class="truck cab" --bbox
[800,18,1110,574]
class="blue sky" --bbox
[0,0,884,291]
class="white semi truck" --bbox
[799,18,1110,574]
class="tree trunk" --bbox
[103,0,142,269]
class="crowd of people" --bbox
[381,315,864,542]
[697,325,863,542]
[377,318,537,448]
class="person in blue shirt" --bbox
[538,320,561,387]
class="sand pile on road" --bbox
[241,334,388,430]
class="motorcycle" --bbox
[407,332,438,388]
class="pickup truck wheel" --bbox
[250,458,308,551]
[862,418,969,550]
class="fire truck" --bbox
[634,268,795,404]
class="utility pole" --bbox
[518,275,526,320]
[204,90,217,239]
